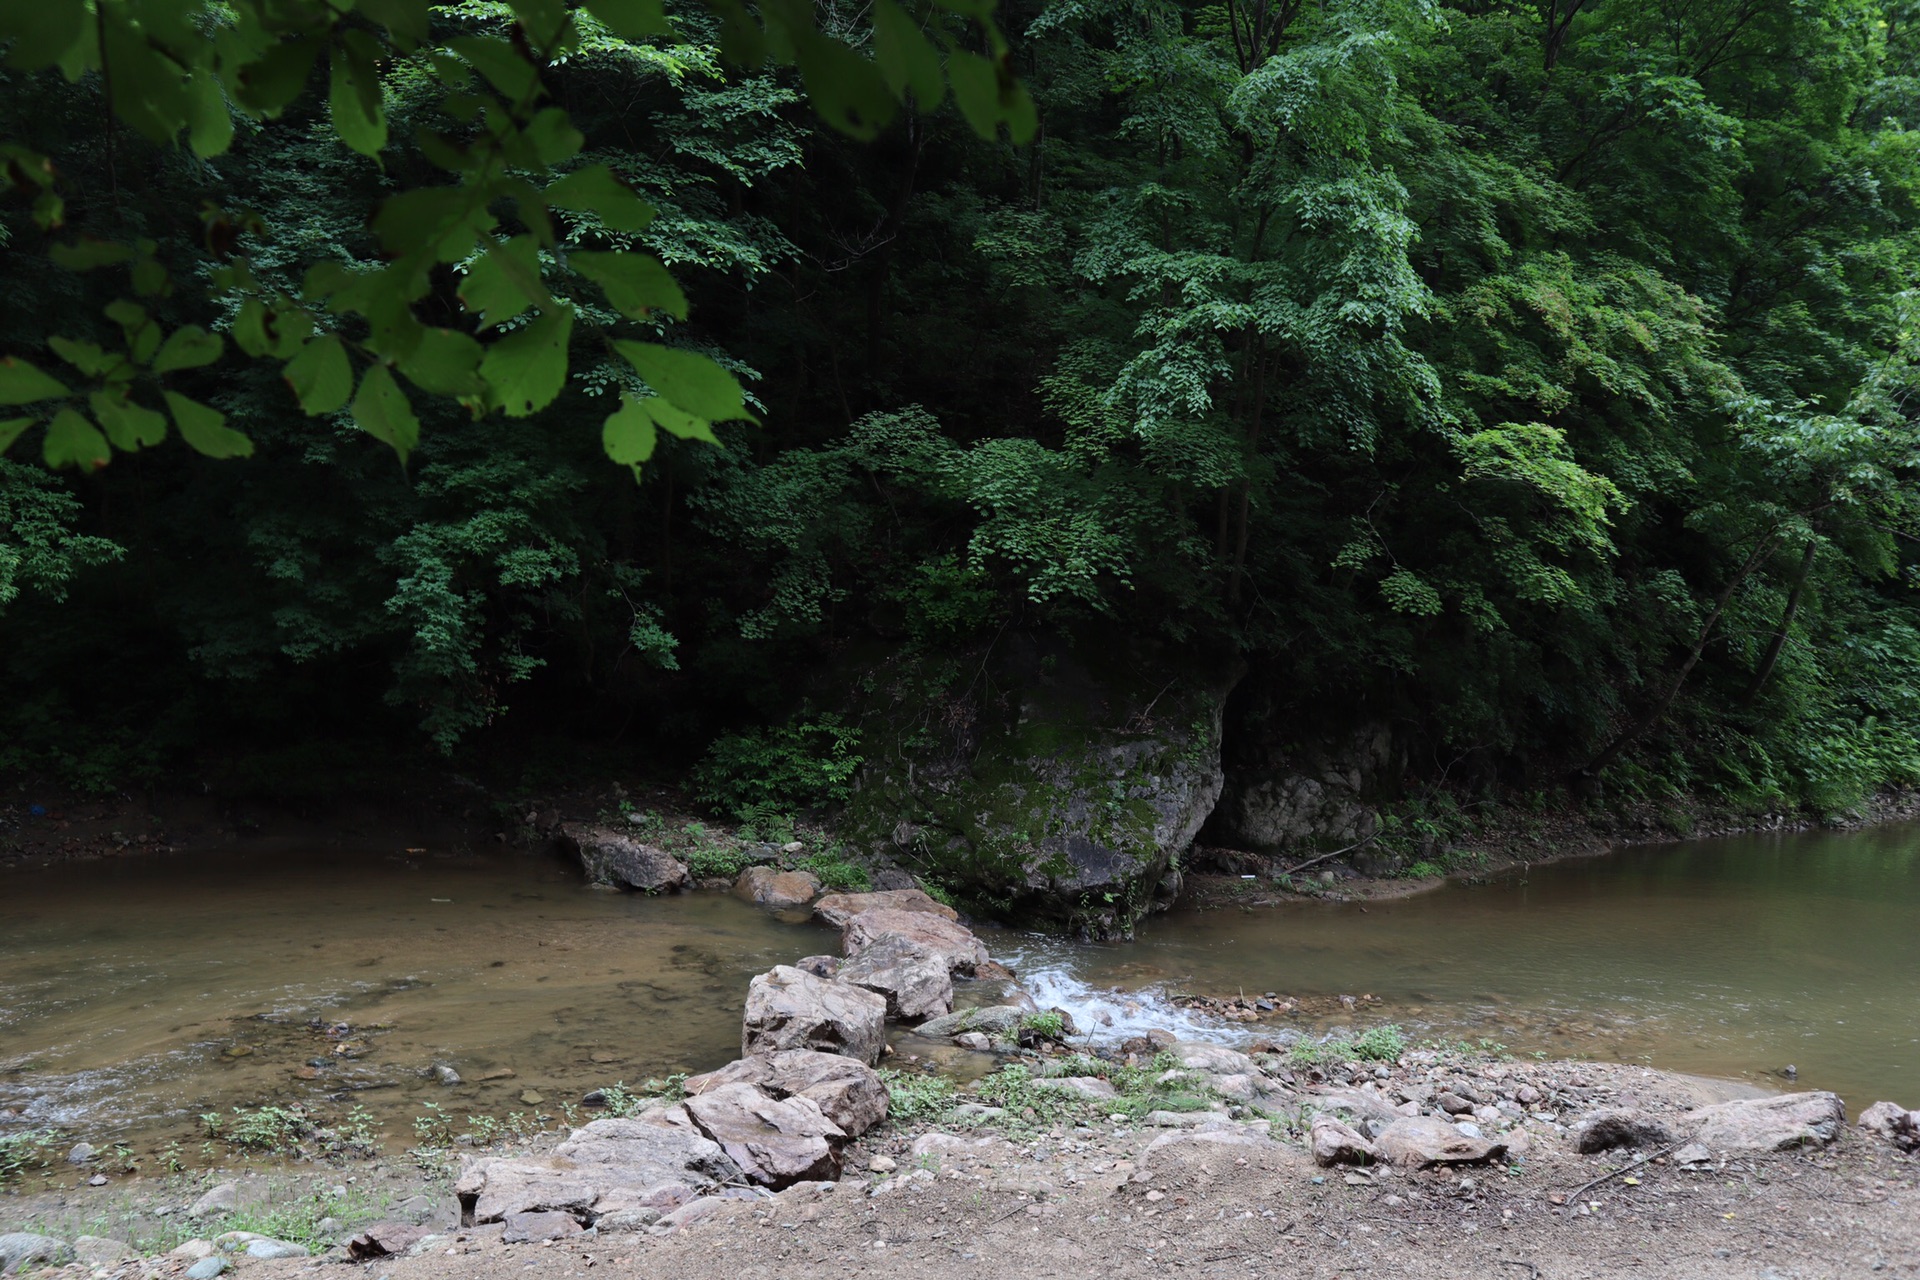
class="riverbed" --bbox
[1,822,1914,1157]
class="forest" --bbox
[5,0,1920,836]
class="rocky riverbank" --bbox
[5,868,1916,1280]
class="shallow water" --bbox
[2,823,1916,1157]
[993,824,1920,1112]
[0,845,812,1152]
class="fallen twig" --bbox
[1564,1144,1678,1202]
[1496,1263,1541,1279]
[1284,830,1383,877]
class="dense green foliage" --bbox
[6,0,1920,818]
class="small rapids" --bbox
[990,936,1254,1047]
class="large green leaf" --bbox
[612,341,755,424]
[49,337,113,377]
[873,0,944,108]
[480,307,575,417]
[399,327,486,396]
[186,70,236,158]
[283,335,353,415]
[150,326,224,374]
[0,4,89,70]
[0,417,31,455]
[459,235,547,329]
[792,33,897,139]
[545,164,655,233]
[571,251,687,321]
[351,364,422,461]
[451,35,540,102]
[164,391,254,459]
[947,48,1038,142]
[602,393,659,468]
[49,239,135,271]
[90,390,168,451]
[42,407,109,470]
[330,34,389,161]
[0,356,69,406]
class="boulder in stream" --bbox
[561,823,689,893]
[733,867,822,909]
[812,888,958,929]
[841,908,988,975]
[741,965,887,1064]
[836,935,954,1019]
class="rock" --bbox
[684,1050,889,1137]
[185,1259,228,1280]
[87,1173,108,1186]
[1672,1142,1713,1167]
[502,1211,583,1243]
[211,1231,268,1252]
[1859,1100,1920,1149]
[188,1182,239,1216]
[170,1240,216,1260]
[520,1089,545,1105]
[840,642,1237,938]
[793,954,841,979]
[1303,1087,1401,1129]
[316,1218,345,1237]
[733,867,823,909]
[560,823,689,893]
[955,1031,991,1052]
[811,888,960,929]
[1574,1108,1676,1153]
[0,1234,72,1273]
[1516,1084,1543,1106]
[593,1209,662,1234]
[742,965,887,1065]
[395,1193,437,1223]
[66,1141,95,1165]
[1310,1116,1376,1167]
[433,1063,463,1086]
[841,908,988,975]
[72,1236,137,1266]
[456,1116,743,1225]
[868,1156,897,1173]
[648,1195,732,1236]
[915,1005,1029,1039]
[244,1239,310,1259]
[347,1224,434,1261]
[836,935,954,1019]
[1143,1129,1278,1157]
[1436,1092,1474,1116]
[1208,718,1390,857]
[1686,1091,1846,1154]
[1372,1116,1509,1168]
[682,1082,846,1187]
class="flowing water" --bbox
[2,823,1917,1158]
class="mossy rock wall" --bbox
[841,633,1240,939]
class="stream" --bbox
[1,822,1915,1157]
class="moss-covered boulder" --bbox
[841,634,1239,939]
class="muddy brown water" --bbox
[996,822,1920,1112]
[2,823,1916,1160]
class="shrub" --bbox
[693,713,863,820]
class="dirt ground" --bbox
[9,1059,1915,1280]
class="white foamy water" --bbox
[993,936,1252,1047]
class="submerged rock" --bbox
[561,823,689,893]
[741,965,887,1065]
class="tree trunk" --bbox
[1740,539,1817,705]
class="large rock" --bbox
[841,909,988,975]
[0,1234,71,1274]
[72,1237,138,1267]
[456,1117,741,1225]
[1686,1091,1845,1154]
[681,1083,845,1187]
[812,888,958,929]
[1574,1108,1676,1153]
[1203,702,1395,859]
[840,637,1238,938]
[1859,1100,1920,1150]
[834,936,953,1020]
[1310,1116,1376,1167]
[741,965,887,1064]
[1372,1116,1509,1168]
[561,823,689,893]
[684,1050,889,1137]
[733,867,822,909]
[914,1004,1030,1039]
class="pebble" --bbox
[868,1156,897,1173]
[88,1174,108,1186]
[67,1142,96,1165]
[520,1090,545,1105]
